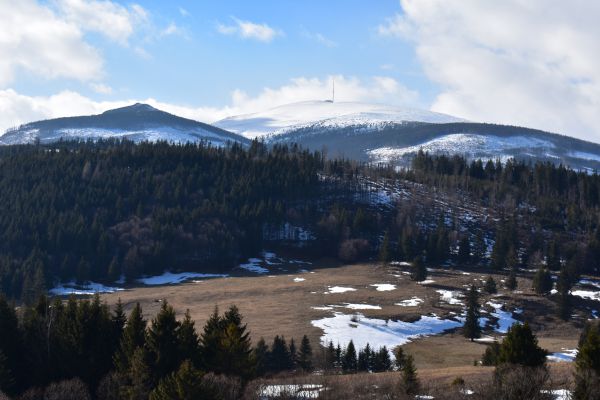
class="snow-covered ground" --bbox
[436,289,464,305]
[137,271,227,285]
[50,281,124,296]
[311,312,462,351]
[572,290,600,302]
[396,297,424,307]
[325,286,357,294]
[342,303,382,310]
[367,134,555,164]
[486,301,520,333]
[259,384,324,399]
[370,283,396,291]
[214,101,463,139]
[547,349,577,363]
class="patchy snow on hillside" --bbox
[137,271,227,285]
[486,301,520,333]
[325,286,357,294]
[396,297,424,307]
[50,281,124,296]
[437,289,464,305]
[547,349,577,363]
[370,283,396,291]
[367,134,555,163]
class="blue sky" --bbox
[12,0,433,107]
[2,1,600,143]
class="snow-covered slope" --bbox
[0,103,249,146]
[214,100,464,139]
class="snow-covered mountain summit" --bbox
[214,100,465,139]
[0,103,249,146]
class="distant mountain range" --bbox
[0,103,249,147]
[4,100,600,171]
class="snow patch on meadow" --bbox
[370,283,396,291]
[50,281,124,296]
[325,286,357,294]
[137,271,227,285]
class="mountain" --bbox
[214,100,464,139]
[0,103,250,146]
[215,100,600,171]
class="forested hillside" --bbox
[0,140,322,302]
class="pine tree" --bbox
[146,301,181,381]
[457,236,471,264]
[298,335,312,372]
[411,254,427,282]
[393,346,407,370]
[498,322,547,367]
[114,303,147,373]
[335,343,342,368]
[463,284,481,340]
[472,231,486,263]
[484,276,497,294]
[357,344,371,372]
[253,338,270,376]
[288,338,297,369]
[217,306,255,379]
[372,347,392,372]
[177,310,200,366]
[325,341,336,370]
[341,341,357,372]
[112,299,127,343]
[400,354,420,395]
[198,306,223,373]
[269,336,292,372]
[573,322,600,400]
[532,267,553,295]
[379,232,391,264]
[506,267,518,291]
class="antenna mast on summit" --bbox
[332,78,335,103]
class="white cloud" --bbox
[90,83,113,95]
[217,17,281,42]
[178,7,190,17]
[0,0,104,87]
[56,0,148,45]
[301,29,337,47]
[379,0,600,142]
[159,22,186,38]
[0,75,419,132]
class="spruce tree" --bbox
[457,236,471,264]
[400,354,420,395]
[288,338,297,369]
[498,322,547,367]
[112,299,127,344]
[379,232,391,264]
[177,310,200,366]
[532,267,553,295]
[506,267,518,291]
[198,306,223,373]
[573,322,600,400]
[298,335,313,372]
[114,303,146,373]
[0,351,14,395]
[463,284,481,340]
[122,347,152,400]
[218,306,255,379]
[146,301,181,381]
[357,345,371,372]
[393,346,407,370]
[253,338,270,376]
[325,341,336,370]
[411,254,427,282]
[372,347,392,372]
[341,340,357,372]
[269,336,292,372]
[484,276,497,294]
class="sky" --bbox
[1,0,600,143]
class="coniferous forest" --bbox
[2,141,600,397]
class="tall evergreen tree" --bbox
[269,336,292,372]
[298,335,313,372]
[400,354,420,395]
[498,323,547,367]
[573,322,600,400]
[341,341,357,373]
[484,276,497,294]
[146,301,181,381]
[219,305,255,379]
[122,347,153,400]
[411,254,427,282]
[463,285,481,340]
[177,310,200,366]
[379,232,391,264]
[114,303,147,373]
[457,236,471,264]
[253,338,270,377]
[532,267,553,295]
[149,360,216,400]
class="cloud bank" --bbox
[379,0,600,142]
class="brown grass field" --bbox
[100,258,585,382]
